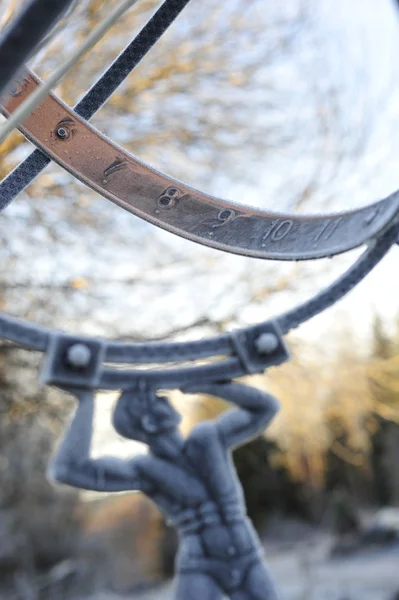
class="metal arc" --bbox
[0,222,397,390]
[2,71,399,261]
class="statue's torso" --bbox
[134,421,262,560]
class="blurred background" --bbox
[1,0,399,598]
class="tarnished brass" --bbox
[2,70,399,260]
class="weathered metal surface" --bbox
[2,70,399,261]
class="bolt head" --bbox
[218,209,234,222]
[254,333,279,355]
[56,126,69,140]
[66,343,92,368]
[158,195,175,208]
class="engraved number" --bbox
[314,217,342,244]
[263,219,293,242]
[103,156,128,179]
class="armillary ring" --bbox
[0,0,397,396]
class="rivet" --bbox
[218,209,235,222]
[66,343,92,368]
[254,333,279,355]
[56,126,69,140]
[157,195,175,208]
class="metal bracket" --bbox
[40,334,105,388]
[230,321,290,375]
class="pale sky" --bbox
[85,0,399,466]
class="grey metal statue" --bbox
[49,381,281,599]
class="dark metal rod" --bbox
[0,223,397,365]
[0,0,75,99]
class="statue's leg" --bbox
[230,561,280,600]
[175,573,223,600]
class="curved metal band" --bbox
[0,222,398,391]
[2,71,399,261]
[1,0,398,391]
[0,0,193,212]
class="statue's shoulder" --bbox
[132,453,153,470]
[186,420,219,447]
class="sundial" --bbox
[1,1,398,599]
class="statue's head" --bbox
[112,382,181,442]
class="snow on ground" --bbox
[91,538,399,600]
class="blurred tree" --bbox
[367,315,399,505]
[0,345,83,597]
[0,0,398,593]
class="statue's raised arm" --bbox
[184,381,280,450]
[48,389,144,493]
